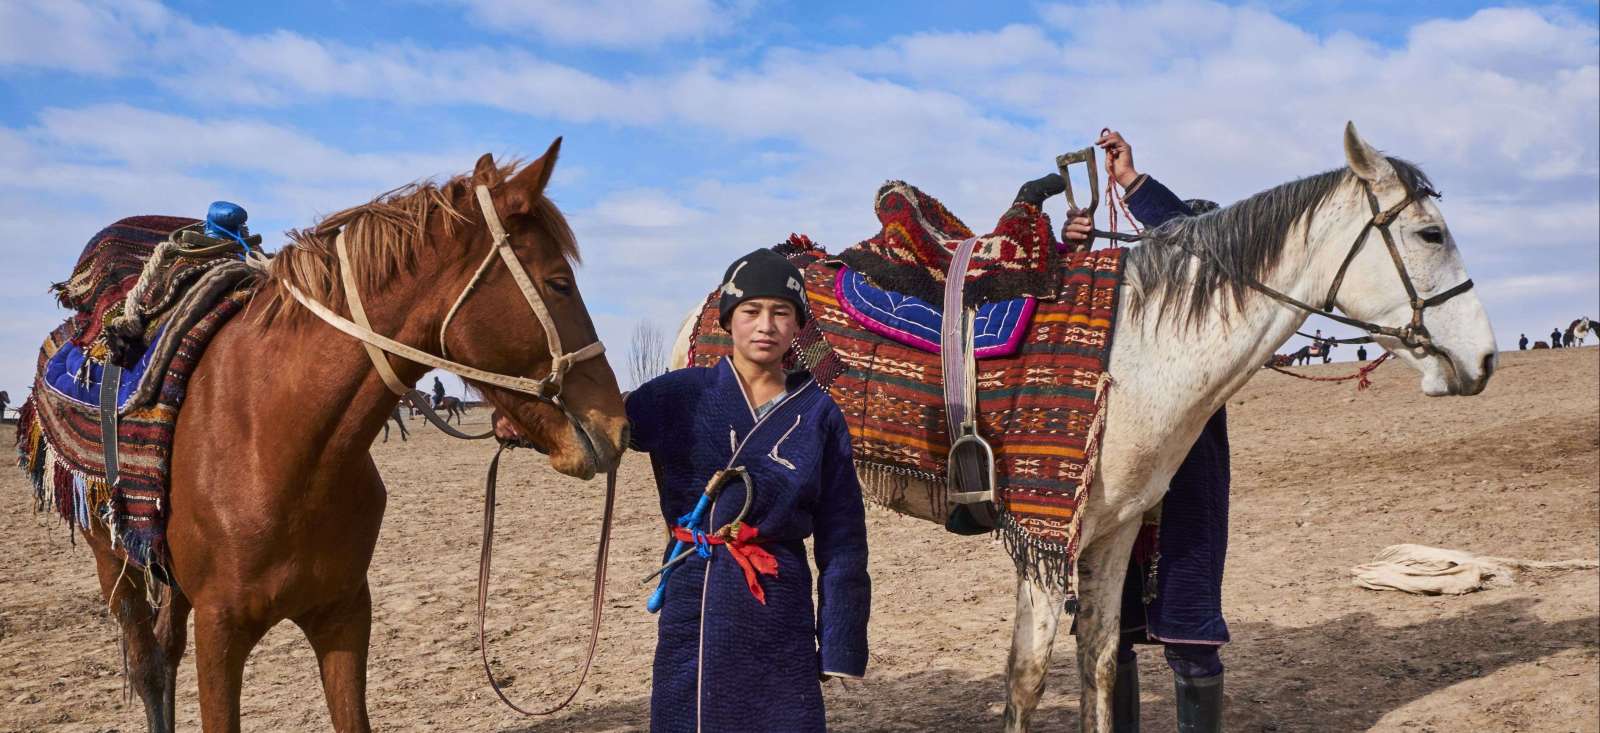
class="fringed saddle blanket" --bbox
[689,191,1125,598]
[15,216,258,578]
[835,181,1064,306]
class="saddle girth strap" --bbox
[98,363,122,490]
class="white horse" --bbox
[672,123,1496,731]
[1567,316,1592,346]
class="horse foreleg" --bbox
[87,530,187,733]
[1002,574,1063,733]
[193,604,268,733]
[1074,522,1140,733]
[295,583,374,733]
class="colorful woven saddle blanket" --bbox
[835,181,1065,307]
[834,267,1035,359]
[688,232,1126,596]
[16,216,258,577]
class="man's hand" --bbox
[1097,129,1139,188]
[1061,212,1095,252]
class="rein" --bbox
[1086,176,1474,359]
[1266,351,1392,389]
[276,183,616,716]
[478,443,617,715]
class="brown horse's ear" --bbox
[499,137,562,216]
[472,153,502,187]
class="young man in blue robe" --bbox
[1062,130,1229,733]
[627,249,871,732]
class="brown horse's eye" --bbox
[1417,226,1445,244]
[546,277,574,295]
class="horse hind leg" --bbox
[86,530,190,733]
[1002,573,1064,733]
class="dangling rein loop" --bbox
[477,444,618,715]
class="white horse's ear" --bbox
[1344,121,1394,184]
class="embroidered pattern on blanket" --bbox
[835,181,1063,306]
[833,267,1036,359]
[688,232,1125,597]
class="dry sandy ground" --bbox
[2,347,1595,732]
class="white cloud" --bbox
[0,0,172,74]
[2,0,1596,372]
[444,0,752,48]
[34,104,467,184]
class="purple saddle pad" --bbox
[833,267,1035,359]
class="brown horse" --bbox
[77,140,627,732]
[437,395,468,424]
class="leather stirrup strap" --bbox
[941,237,981,439]
[478,444,617,715]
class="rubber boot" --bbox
[1112,654,1139,733]
[1173,672,1223,733]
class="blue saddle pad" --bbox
[42,324,166,411]
[833,268,1035,359]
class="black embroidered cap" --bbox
[717,248,809,328]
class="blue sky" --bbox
[1,0,1596,401]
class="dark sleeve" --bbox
[624,377,664,454]
[1123,175,1195,228]
[813,406,871,677]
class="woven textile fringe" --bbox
[855,461,944,514]
[1000,372,1114,606]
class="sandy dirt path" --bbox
[3,347,1595,732]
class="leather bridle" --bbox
[1270,178,1475,357]
[279,184,605,403]
[1101,176,1475,357]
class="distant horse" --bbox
[50,142,627,732]
[1277,343,1323,366]
[381,405,409,442]
[1566,316,1592,347]
[674,124,1497,731]
[435,395,469,425]
[0,389,10,422]
[1533,340,1551,349]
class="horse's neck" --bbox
[1108,187,1367,446]
[235,274,442,455]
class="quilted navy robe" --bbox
[1117,175,1233,646]
[627,359,871,732]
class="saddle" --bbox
[687,184,1125,601]
[18,214,259,580]
[835,181,1066,307]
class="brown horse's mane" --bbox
[253,159,580,326]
